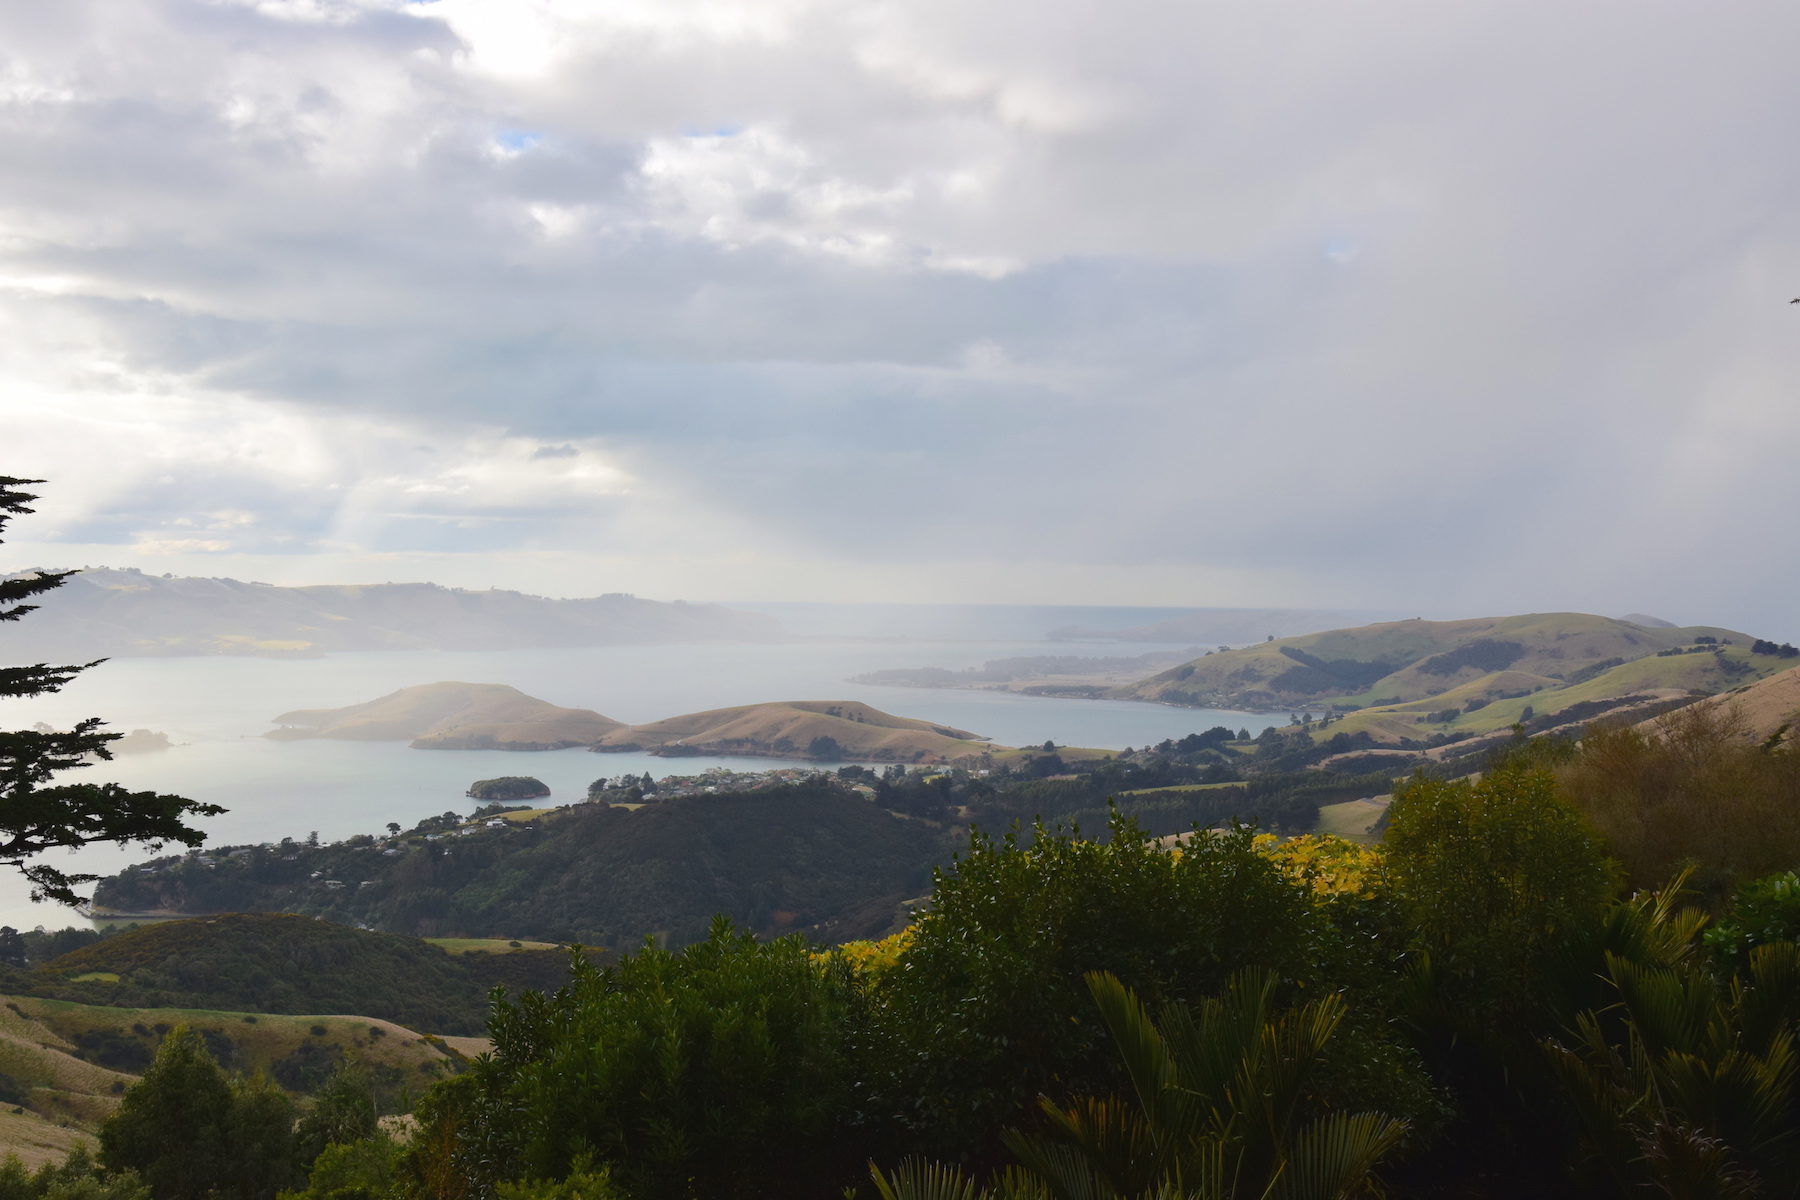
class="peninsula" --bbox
[593,700,997,763]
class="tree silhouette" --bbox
[1,478,223,905]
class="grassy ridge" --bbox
[1118,612,1770,718]
[0,991,469,1164]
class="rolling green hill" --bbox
[1116,613,1796,748]
[1118,613,1759,710]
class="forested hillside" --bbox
[95,746,1411,945]
[97,781,957,946]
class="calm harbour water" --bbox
[0,639,1282,930]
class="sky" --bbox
[2,0,1799,635]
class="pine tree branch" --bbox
[0,661,105,700]
[0,570,79,622]
[0,476,225,907]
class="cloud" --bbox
[0,0,1796,633]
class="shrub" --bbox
[1558,703,1800,897]
[280,1135,397,1200]
[1381,766,1612,1024]
[100,1027,301,1200]
[1704,870,1800,971]
[473,921,862,1200]
[294,1063,378,1168]
[866,810,1330,1156]
[0,1149,149,1200]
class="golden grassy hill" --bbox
[593,700,996,764]
[1649,663,1800,744]
[266,681,623,750]
[1316,642,1788,746]
[1116,613,1756,711]
[0,995,468,1165]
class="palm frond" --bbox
[1270,1112,1408,1200]
[1086,972,1186,1140]
[1018,1095,1161,1198]
[869,1159,989,1200]
[1736,941,1800,1055]
[998,1136,1119,1200]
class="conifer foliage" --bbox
[0,478,222,904]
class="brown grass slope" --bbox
[0,994,469,1164]
[1116,613,1756,710]
[266,681,623,750]
[594,700,992,763]
[1645,663,1800,745]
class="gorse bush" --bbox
[426,810,1443,1197]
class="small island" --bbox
[265,681,623,751]
[111,729,173,755]
[466,777,551,802]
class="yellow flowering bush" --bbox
[1257,833,1382,899]
[828,926,916,980]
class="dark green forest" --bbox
[2,914,600,1035]
[93,731,1403,946]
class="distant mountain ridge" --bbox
[1048,608,1413,644]
[1,567,786,658]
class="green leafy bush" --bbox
[1704,870,1800,970]
[279,1135,397,1200]
[866,811,1327,1153]
[474,921,862,1200]
[99,1026,302,1200]
[0,1150,148,1200]
[1382,766,1611,1024]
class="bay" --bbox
[0,639,1286,930]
